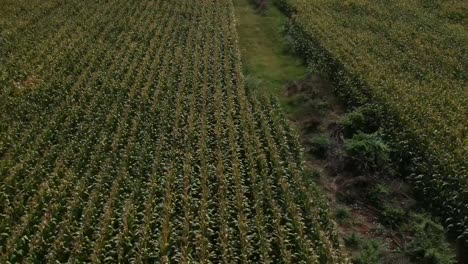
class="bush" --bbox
[339,106,380,138]
[344,132,391,174]
[308,134,331,159]
[336,207,351,223]
[344,233,361,249]
[367,184,390,208]
[379,206,407,227]
[405,214,456,264]
[344,234,387,264]
[353,240,386,264]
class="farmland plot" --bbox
[0,0,347,263]
[276,0,468,241]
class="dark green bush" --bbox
[339,106,380,138]
[344,233,362,249]
[353,240,386,264]
[308,134,331,159]
[379,206,407,227]
[336,207,351,223]
[405,214,456,264]
[367,184,390,208]
[344,132,391,174]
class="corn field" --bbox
[275,0,468,241]
[0,0,348,262]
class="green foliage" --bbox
[339,106,380,138]
[351,239,386,264]
[308,134,331,159]
[234,0,306,101]
[336,207,351,223]
[405,214,456,264]
[339,110,365,136]
[0,160,12,176]
[344,133,391,174]
[379,206,407,227]
[277,0,468,241]
[243,74,264,94]
[367,184,391,207]
[344,234,388,264]
[305,169,322,182]
[344,233,361,249]
[0,0,348,262]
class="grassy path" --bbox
[233,0,306,101]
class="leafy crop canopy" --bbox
[0,0,347,262]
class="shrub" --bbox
[344,132,391,174]
[405,214,456,264]
[367,184,391,208]
[353,240,386,264]
[308,134,331,159]
[339,106,380,138]
[344,233,361,249]
[336,207,351,223]
[379,206,407,227]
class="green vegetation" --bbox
[308,134,332,159]
[2,0,462,262]
[367,184,391,207]
[338,106,380,138]
[234,0,306,101]
[276,0,468,242]
[352,240,386,264]
[343,233,362,250]
[344,133,391,174]
[234,1,460,262]
[0,0,62,39]
[343,234,387,264]
[335,207,352,223]
[379,206,407,227]
[404,214,456,264]
[0,0,348,262]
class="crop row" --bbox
[0,0,348,262]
